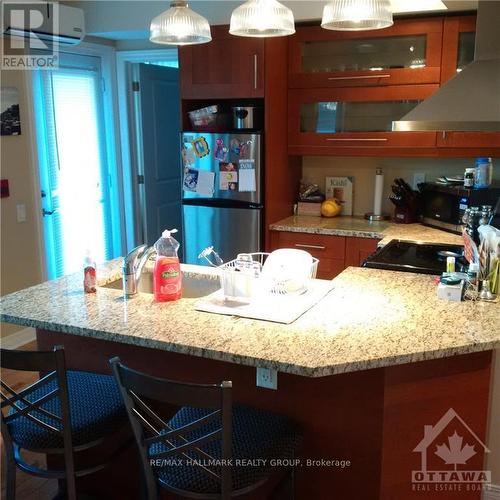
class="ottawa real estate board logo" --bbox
[412,408,491,492]
[1,2,59,69]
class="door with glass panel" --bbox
[288,18,443,88]
[441,15,476,84]
[288,85,438,153]
[34,52,120,279]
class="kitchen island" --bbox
[1,263,498,500]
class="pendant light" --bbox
[321,0,393,31]
[230,0,295,38]
[150,0,211,45]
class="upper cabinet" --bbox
[179,26,265,99]
[441,15,475,84]
[288,18,443,88]
[288,85,438,154]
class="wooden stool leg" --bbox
[4,444,17,500]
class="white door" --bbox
[33,52,120,279]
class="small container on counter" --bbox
[474,157,493,188]
[464,168,475,188]
[437,275,464,302]
[83,250,96,293]
[446,256,456,273]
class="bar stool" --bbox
[110,357,302,500]
[1,346,129,500]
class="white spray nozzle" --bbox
[162,228,178,238]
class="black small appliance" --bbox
[419,182,500,234]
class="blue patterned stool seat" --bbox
[150,405,302,494]
[7,370,127,450]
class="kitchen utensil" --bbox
[198,246,224,267]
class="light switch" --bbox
[16,204,26,222]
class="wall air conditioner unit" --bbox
[3,3,85,46]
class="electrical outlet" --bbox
[16,204,26,223]
[413,172,426,190]
[256,367,278,390]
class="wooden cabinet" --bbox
[438,16,500,153]
[179,26,264,99]
[437,131,500,150]
[345,237,380,267]
[289,18,443,89]
[272,231,346,279]
[441,15,475,84]
[288,85,438,154]
[270,231,380,279]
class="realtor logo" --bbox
[412,408,491,488]
[1,1,59,69]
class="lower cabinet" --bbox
[270,230,379,279]
[345,237,380,267]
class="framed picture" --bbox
[1,87,21,136]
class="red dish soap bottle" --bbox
[153,229,182,302]
[83,250,96,293]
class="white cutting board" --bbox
[195,279,334,324]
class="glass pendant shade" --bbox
[321,0,393,31]
[229,0,295,38]
[150,1,211,45]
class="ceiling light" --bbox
[229,0,295,38]
[150,0,211,46]
[321,0,394,31]
[390,0,447,14]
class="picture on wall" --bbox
[1,87,21,136]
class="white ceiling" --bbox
[73,0,479,41]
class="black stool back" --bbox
[110,357,233,500]
[1,346,77,499]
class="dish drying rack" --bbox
[199,248,319,302]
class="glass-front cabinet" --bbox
[289,18,443,88]
[288,86,439,153]
[441,16,476,83]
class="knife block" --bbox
[393,204,419,224]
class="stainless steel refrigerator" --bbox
[181,132,263,265]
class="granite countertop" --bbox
[269,216,464,247]
[1,262,498,378]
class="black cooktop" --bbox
[363,240,466,275]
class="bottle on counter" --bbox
[83,250,96,293]
[464,168,475,188]
[474,157,493,188]
[153,229,182,302]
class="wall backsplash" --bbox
[302,156,500,216]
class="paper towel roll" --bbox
[373,169,384,216]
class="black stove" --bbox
[363,240,466,275]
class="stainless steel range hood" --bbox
[393,0,500,132]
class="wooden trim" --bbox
[263,37,301,250]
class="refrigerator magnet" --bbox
[219,162,238,191]
[192,137,209,158]
[239,140,252,158]
[238,160,256,192]
[230,138,241,156]
[183,167,199,192]
[214,138,228,162]
[181,146,195,166]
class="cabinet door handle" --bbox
[327,74,391,81]
[253,54,258,89]
[294,243,326,250]
[326,138,388,142]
